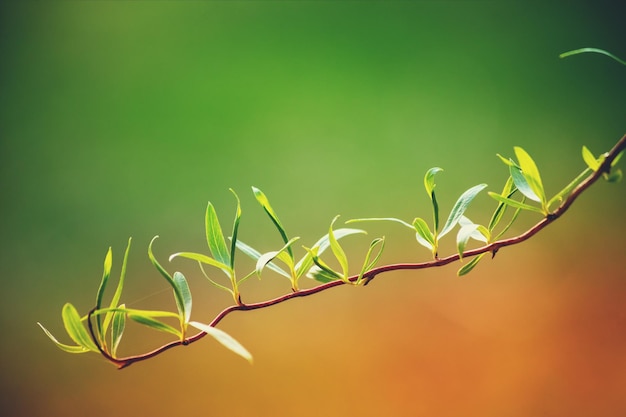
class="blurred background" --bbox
[1,2,625,416]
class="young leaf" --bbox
[488,192,544,214]
[37,322,90,354]
[304,246,343,281]
[255,237,300,278]
[189,321,253,364]
[102,238,132,337]
[169,252,232,276]
[424,167,443,197]
[229,189,241,270]
[412,217,435,251]
[95,247,113,315]
[111,304,126,358]
[488,176,516,232]
[356,237,385,285]
[252,186,293,260]
[457,253,486,276]
[235,240,291,279]
[439,183,487,238]
[509,164,541,203]
[559,48,626,66]
[206,202,231,267]
[128,312,182,338]
[345,217,414,230]
[456,223,488,259]
[173,272,192,326]
[294,228,366,278]
[582,146,600,171]
[328,216,349,280]
[149,237,187,318]
[514,147,546,205]
[307,265,341,283]
[61,303,99,352]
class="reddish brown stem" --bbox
[89,134,626,370]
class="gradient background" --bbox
[1,2,625,417]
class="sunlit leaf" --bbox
[328,216,349,279]
[94,247,113,340]
[439,183,487,238]
[424,167,443,232]
[252,186,292,259]
[582,146,600,171]
[307,265,341,283]
[103,238,132,338]
[412,217,435,250]
[294,228,366,278]
[189,321,253,364]
[304,246,342,281]
[229,189,241,270]
[111,303,126,358]
[488,176,516,232]
[128,313,182,338]
[612,150,624,167]
[356,237,385,285]
[509,164,541,203]
[514,147,546,205]
[457,223,487,259]
[235,240,291,279]
[488,192,544,214]
[206,202,231,267]
[547,167,593,210]
[37,322,90,353]
[346,217,414,230]
[173,272,192,326]
[255,237,300,278]
[496,154,517,167]
[457,253,486,276]
[559,48,626,66]
[149,236,187,322]
[169,252,232,276]
[61,303,99,352]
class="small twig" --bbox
[101,134,626,369]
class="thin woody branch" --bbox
[89,134,625,369]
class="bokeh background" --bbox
[1,2,625,416]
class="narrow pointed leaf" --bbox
[424,167,443,196]
[252,186,292,259]
[547,167,593,210]
[111,304,126,357]
[439,183,487,238]
[234,240,291,279]
[128,313,182,338]
[328,216,349,279]
[206,202,230,267]
[346,217,414,230]
[95,247,112,312]
[559,48,626,66]
[61,303,99,352]
[37,322,90,353]
[189,321,253,364]
[496,154,517,167]
[255,237,300,278]
[488,176,516,232]
[103,238,132,336]
[611,150,623,167]
[307,265,341,283]
[514,147,546,205]
[294,228,366,278]
[169,252,232,276]
[412,217,435,249]
[229,189,241,269]
[149,236,187,320]
[509,164,541,202]
[173,272,192,325]
[488,192,544,214]
[304,247,343,281]
[582,146,600,171]
[356,237,385,285]
[457,224,481,259]
[457,253,486,276]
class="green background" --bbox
[1,2,625,416]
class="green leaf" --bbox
[307,265,341,283]
[514,147,546,206]
[496,154,517,168]
[457,253,486,276]
[229,189,241,270]
[457,223,488,259]
[252,186,293,260]
[424,167,443,232]
[604,168,622,183]
[128,312,182,338]
[255,237,300,278]
[206,202,231,267]
[328,216,349,280]
[412,217,435,251]
[345,217,414,230]
[547,167,593,210]
[510,164,541,203]
[582,146,600,171]
[356,237,385,285]
[95,247,112,314]
[559,48,626,66]
[304,246,343,281]
[61,303,99,352]
[294,228,366,278]
[612,150,624,167]
[189,321,253,364]
[173,272,192,326]
[439,183,487,238]
[234,240,291,279]
[488,176,516,232]
[488,192,544,214]
[111,303,126,358]
[169,252,232,276]
[102,238,132,339]
[37,322,90,354]
[149,236,187,323]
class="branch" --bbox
[89,134,625,369]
